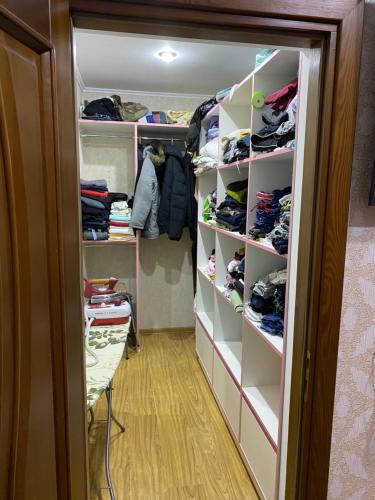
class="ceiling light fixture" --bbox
[157,49,177,63]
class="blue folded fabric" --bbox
[80,184,108,192]
[81,196,106,209]
[217,195,245,210]
[216,211,246,226]
[261,313,284,336]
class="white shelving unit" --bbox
[79,120,188,333]
[195,49,306,500]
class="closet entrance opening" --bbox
[74,26,320,500]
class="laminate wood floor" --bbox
[88,331,258,500]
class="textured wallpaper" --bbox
[328,2,375,498]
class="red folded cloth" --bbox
[92,317,129,326]
[109,221,130,227]
[264,77,298,111]
[81,189,108,199]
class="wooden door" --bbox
[0,29,59,500]
[0,2,87,498]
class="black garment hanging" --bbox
[186,97,217,154]
[158,145,187,241]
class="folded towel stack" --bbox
[215,179,248,234]
[221,129,251,164]
[109,200,134,241]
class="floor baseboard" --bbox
[139,327,195,335]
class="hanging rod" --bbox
[139,136,186,142]
[80,134,186,142]
[81,134,132,138]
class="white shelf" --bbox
[215,285,232,305]
[243,385,280,446]
[246,238,288,259]
[83,239,136,247]
[137,122,188,137]
[244,312,283,356]
[215,226,247,242]
[217,158,250,170]
[194,46,306,500]
[215,340,242,384]
[198,266,214,286]
[253,49,299,78]
[79,119,135,137]
[79,119,188,138]
[196,311,214,339]
[251,148,293,163]
[198,220,216,231]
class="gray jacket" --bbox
[130,153,160,239]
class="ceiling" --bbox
[75,30,260,95]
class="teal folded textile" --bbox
[109,215,131,222]
[230,290,243,313]
[255,48,275,68]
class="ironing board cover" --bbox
[86,322,129,409]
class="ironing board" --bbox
[86,322,129,500]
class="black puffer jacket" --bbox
[158,145,186,241]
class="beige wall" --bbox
[328,2,375,498]
[140,231,195,330]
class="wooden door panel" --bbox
[0,30,58,500]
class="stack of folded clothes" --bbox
[81,95,148,122]
[202,190,217,223]
[215,179,248,234]
[222,129,250,164]
[109,199,134,241]
[145,111,167,124]
[137,110,193,125]
[166,110,193,125]
[206,116,219,142]
[193,136,220,176]
[120,101,148,122]
[248,186,291,243]
[268,193,292,254]
[81,179,110,240]
[246,268,287,336]
[222,248,245,313]
[81,97,121,122]
[251,78,298,154]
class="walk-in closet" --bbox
[75,28,319,500]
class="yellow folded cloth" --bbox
[108,234,135,241]
[166,110,193,125]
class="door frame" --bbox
[50,1,363,498]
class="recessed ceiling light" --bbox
[157,49,177,63]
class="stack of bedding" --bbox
[109,200,134,241]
